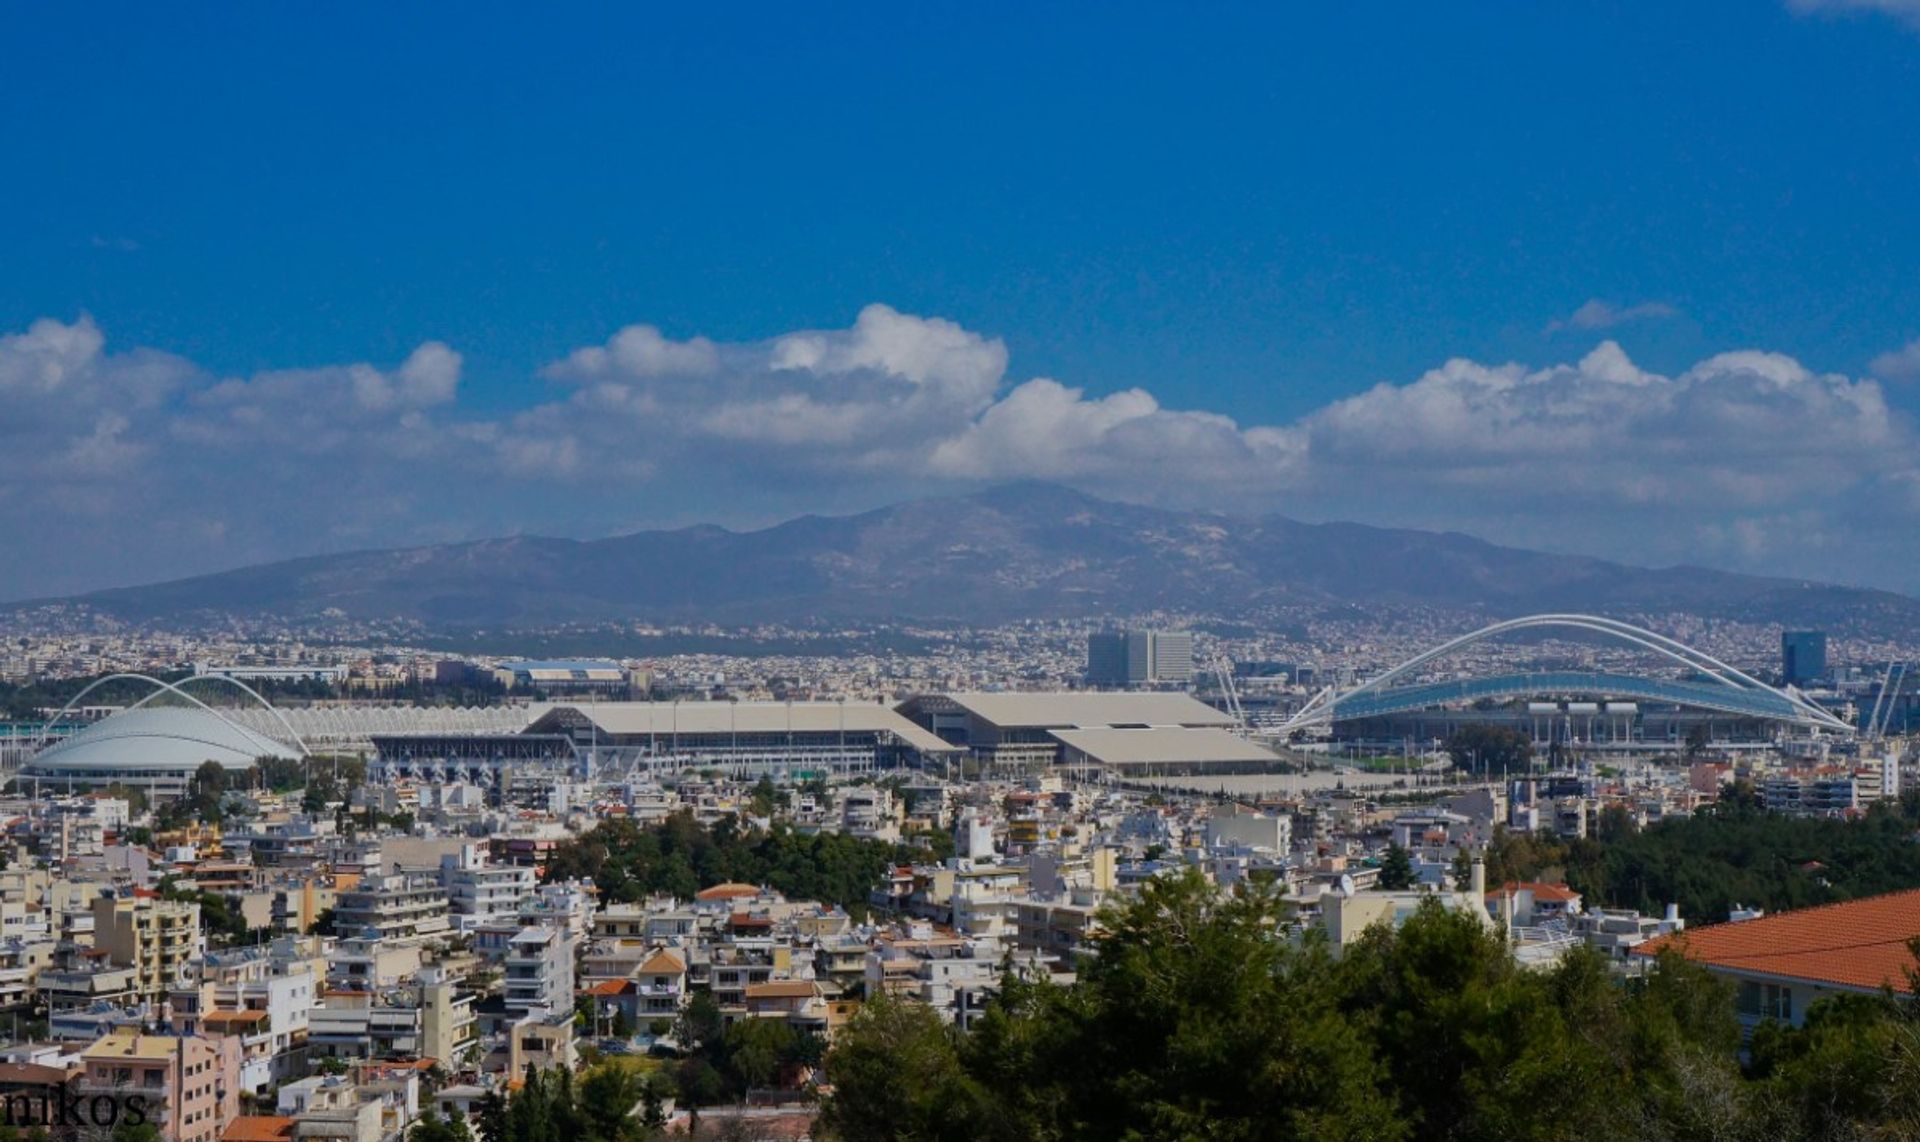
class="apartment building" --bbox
[92,892,204,1002]
[166,941,321,1092]
[307,978,473,1065]
[437,846,534,933]
[503,926,575,1018]
[331,875,450,945]
[79,1032,240,1142]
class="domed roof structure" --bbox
[24,706,300,779]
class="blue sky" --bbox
[5,3,1920,599]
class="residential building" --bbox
[331,875,450,945]
[503,926,575,1018]
[438,845,534,932]
[91,892,204,1003]
[1634,888,1920,1035]
[79,1032,240,1142]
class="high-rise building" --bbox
[1781,631,1828,687]
[1086,633,1130,685]
[1086,630,1194,685]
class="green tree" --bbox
[1444,725,1533,775]
[577,1065,642,1142]
[819,995,983,1142]
[749,776,779,817]
[406,1111,473,1142]
[475,1089,508,1142]
[723,1017,797,1091]
[109,1124,164,1142]
[1377,843,1415,891]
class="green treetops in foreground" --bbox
[819,868,1920,1141]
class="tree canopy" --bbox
[820,867,1920,1141]
[1443,725,1533,775]
[543,809,935,913]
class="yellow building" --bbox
[91,892,204,1002]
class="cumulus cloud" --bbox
[543,324,719,381]
[3,305,1918,599]
[503,303,1015,479]
[1300,341,1901,513]
[1870,337,1920,383]
[1544,299,1679,334]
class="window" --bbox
[1736,981,1793,1022]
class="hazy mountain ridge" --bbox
[15,484,1918,632]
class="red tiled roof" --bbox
[1633,888,1920,993]
[1487,881,1582,903]
[639,949,686,974]
[222,1117,296,1142]
[584,979,631,997]
[696,883,761,901]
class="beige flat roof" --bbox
[530,701,961,754]
[1050,726,1278,767]
[937,691,1237,730]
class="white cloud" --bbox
[1787,0,1920,30]
[1300,340,1899,508]
[1870,338,1920,383]
[3,306,1918,599]
[543,324,719,382]
[1544,299,1679,334]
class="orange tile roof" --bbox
[584,979,630,997]
[745,981,818,1000]
[223,1117,296,1142]
[696,882,761,901]
[1633,888,1920,993]
[638,949,686,974]
[1488,881,1582,903]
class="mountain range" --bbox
[16,484,1920,633]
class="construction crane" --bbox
[1211,654,1247,733]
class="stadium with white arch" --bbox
[2,615,1864,795]
[1278,614,1854,750]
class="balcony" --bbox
[79,1080,173,1104]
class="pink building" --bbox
[80,1032,241,1142]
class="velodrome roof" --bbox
[25,707,299,775]
[1051,726,1278,768]
[935,691,1237,730]
[527,701,962,754]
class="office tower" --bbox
[1086,629,1194,685]
[1781,631,1828,687]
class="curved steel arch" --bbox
[35,673,311,757]
[1284,614,1852,734]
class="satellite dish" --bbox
[1338,874,1357,898]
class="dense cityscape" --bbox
[0,606,1918,1138]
